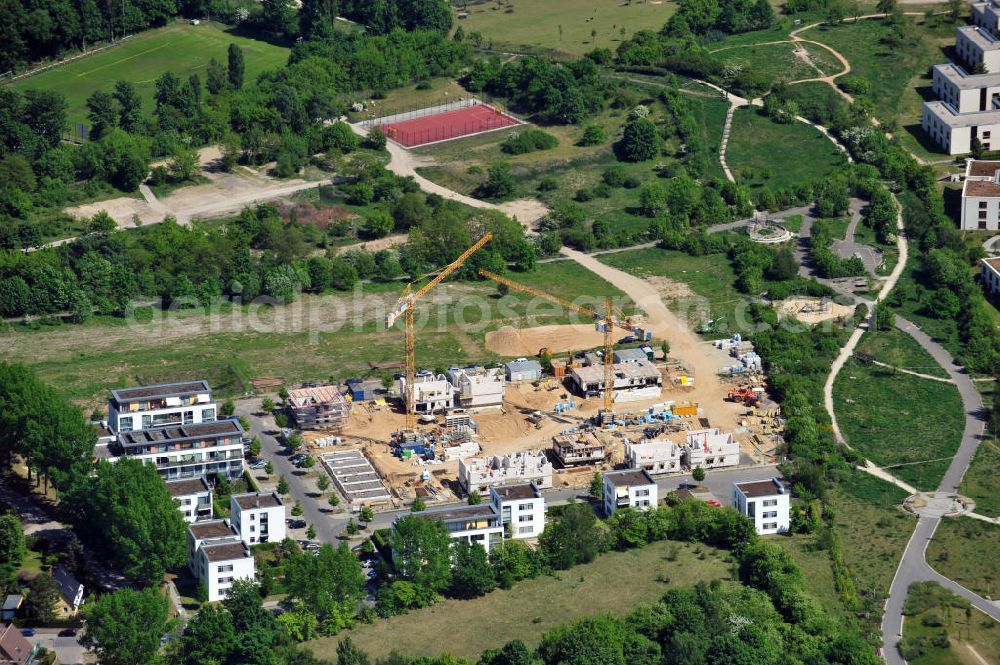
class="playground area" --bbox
[372,100,522,148]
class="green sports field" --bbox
[9,21,289,132]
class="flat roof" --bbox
[412,503,498,523]
[189,520,234,540]
[111,380,211,402]
[925,100,1000,127]
[968,159,1000,177]
[982,257,1000,273]
[965,179,1000,196]
[233,492,283,510]
[604,469,655,487]
[934,63,1000,90]
[552,432,602,449]
[118,419,242,446]
[735,478,787,498]
[958,24,1000,50]
[287,385,346,408]
[491,483,540,501]
[164,477,211,497]
[201,539,250,562]
[505,359,542,371]
[572,360,661,383]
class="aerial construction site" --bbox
[291,234,785,511]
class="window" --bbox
[250,525,255,532]
[763,511,778,519]
[636,500,649,508]
[217,564,234,573]
[184,410,194,425]
[981,201,989,209]
[218,577,234,585]
[518,502,534,511]
[181,499,191,506]
[986,131,993,139]
[518,514,533,522]
[635,489,650,497]
[518,526,533,535]
[762,499,778,507]
[119,417,133,432]
[142,415,152,428]
[762,523,777,531]
[250,513,256,521]
[203,408,216,422]
[982,220,989,229]
[981,210,988,219]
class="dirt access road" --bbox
[558,246,744,426]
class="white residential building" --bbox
[956,25,1000,73]
[396,372,455,414]
[973,0,1000,33]
[922,100,1000,155]
[448,366,505,410]
[602,469,658,516]
[111,419,245,480]
[683,428,740,469]
[732,478,791,535]
[459,451,554,493]
[490,483,545,539]
[165,477,213,523]
[230,492,286,545]
[932,64,1000,114]
[625,439,683,475]
[402,503,505,552]
[187,519,256,601]
[570,360,662,403]
[981,257,1000,295]
[108,381,216,435]
[962,160,1000,229]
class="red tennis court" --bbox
[377,104,521,148]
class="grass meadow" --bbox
[10,21,289,130]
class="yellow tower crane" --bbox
[386,232,493,431]
[477,269,651,423]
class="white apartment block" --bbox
[402,503,505,552]
[922,100,1000,155]
[683,428,740,469]
[570,360,662,403]
[108,381,216,435]
[459,451,554,493]
[956,25,1000,73]
[981,257,1000,295]
[733,478,790,535]
[112,419,245,480]
[490,483,545,539]
[962,160,1000,229]
[602,469,657,516]
[187,520,255,601]
[230,492,286,545]
[625,439,683,475]
[932,64,1000,114]
[165,477,213,523]
[448,366,505,410]
[973,1,1000,35]
[396,372,455,414]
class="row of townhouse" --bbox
[186,491,286,601]
[395,366,507,415]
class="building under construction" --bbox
[286,385,349,430]
[624,426,739,475]
[551,431,606,466]
[570,360,662,402]
[447,366,505,411]
[459,451,554,493]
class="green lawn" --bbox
[927,518,1000,600]
[855,328,950,379]
[901,581,1000,665]
[455,0,676,58]
[771,532,847,623]
[306,539,728,660]
[714,42,820,88]
[831,471,913,641]
[727,108,847,191]
[959,442,1000,518]
[833,358,964,491]
[9,21,289,131]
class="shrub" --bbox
[501,129,558,155]
[578,124,607,146]
[537,177,558,192]
[602,165,629,187]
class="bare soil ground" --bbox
[484,324,607,356]
[777,297,855,324]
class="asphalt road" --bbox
[26,629,86,665]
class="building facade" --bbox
[187,519,256,602]
[405,504,505,552]
[165,477,213,523]
[602,469,658,516]
[108,381,215,435]
[981,257,1000,295]
[490,483,545,539]
[551,432,606,466]
[230,492,286,545]
[962,160,1000,229]
[448,366,505,410]
[732,478,791,535]
[112,419,245,480]
[287,385,349,430]
[505,359,542,382]
[396,372,456,414]
[625,439,683,475]
[459,451,554,493]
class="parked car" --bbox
[618,335,637,344]
[20,628,35,637]
[58,628,77,637]
[366,569,377,579]
[286,519,307,529]
[290,454,309,467]
[304,542,321,551]
[249,459,268,470]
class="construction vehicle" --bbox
[697,316,727,334]
[727,385,764,406]
[477,268,654,425]
[387,232,493,431]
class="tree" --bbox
[317,475,331,492]
[620,118,661,162]
[336,637,371,665]
[328,494,341,508]
[284,542,364,628]
[175,603,237,665]
[392,515,452,590]
[261,397,276,412]
[307,524,317,540]
[767,247,798,281]
[221,399,236,417]
[63,459,187,586]
[365,128,387,150]
[168,144,199,183]
[292,502,304,517]
[250,437,262,457]
[479,164,516,200]
[24,90,68,147]
[228,44,245,90]
[692,466,706,482]
[468,491,482,505]
[24,573,59,623]
[589,473,603,500]
[206,58,227,94]
[300,0,338,38]
[874,301,895,331]
[411,497,427,512]
[449,541,496,599]
[948,0,963,21]
[86,90,118,140]
[277,476,290,495]
[80,587,170,665]
[539,501,600,569]
[359,506,374,522]
[876,0,896,14]
[89,211,117,234]
[113,81,143,133]
[0,513,26,585]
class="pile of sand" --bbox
[485,324,607,356]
